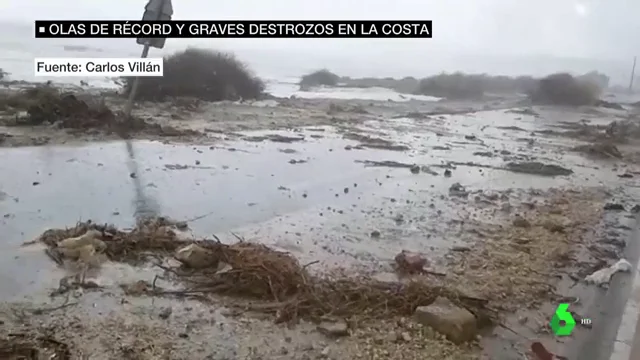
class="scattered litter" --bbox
[449,183,469,198]
[584,259,632,286]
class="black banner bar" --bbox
[34,20,433,38]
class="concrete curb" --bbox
[610,253,640,359]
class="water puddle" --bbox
[0,108,632,299]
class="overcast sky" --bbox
[2,0,637,59]
[1,0,638,82]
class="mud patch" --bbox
[242,134,305,143]
[504,161,573,177]
[343,132,410,151]
[356,160,438,175]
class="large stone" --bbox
[175,244,217,269]
[57,229,106,251]
[317,320,349,337]
[414,297,477,344]
[394,250,428,274]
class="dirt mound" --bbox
[36,219,491,324]
[122,48,265,102]
[529,73,600,106]
[299,69,340,89]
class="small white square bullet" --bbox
[38,27,45,33]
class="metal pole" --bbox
[629,56,636,93]
[124,44,151,117]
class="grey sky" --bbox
[2,0,637,59]
[1,0,638,84]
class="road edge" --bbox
[610,229,640,360]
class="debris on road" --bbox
[394,250,428,274]
[584,259,632,287]
[572,142,622,159]
[449,183,469,198]
[414,297,478,344]
[504,161,573,177]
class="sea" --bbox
[1,21,637,101]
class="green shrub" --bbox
[122,48,265,101]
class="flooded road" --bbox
[1,102,639,359]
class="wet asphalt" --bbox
[1,107,639,359]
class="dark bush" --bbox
[415,72,486,99]
[529,73,600,106]
[578,71,609,91]
[122,48,265,102]
[336,76,420,94]
[299,69,340,88]
[0,69,8,81]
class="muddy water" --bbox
[0,105,639,358]
[0,108,631,282]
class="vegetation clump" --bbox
[122,48,265,102]
[299,69,340,89]
[415,73,486,99]
[529,72,601,106]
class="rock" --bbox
[319,346,330,358]
[531,341,554,360]
[505,161,573,177]
[449,183,469,198]
[395,250,428,274]
[512,216,531,228]
[604,203,625,211]
[410,165,420,174]
[58,244,97,262]
[542,219,566,233]
[58,230,106,251]
[632,204,640,213]
[175,221,188,230]
[399,332,412,342]
[370,230,381,238]
[317,321,349,337]
[159,306,172,319]
[444,169,452,177]
[175,244,218,269]
[414,297,477,344]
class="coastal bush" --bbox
[415,72,486,99]
[299,69,340,88]
[122,48,265,101]
[578,71,609,91]
[339,76,420,94]
[529,73,600,106]
[0,68,8,81]
[414,73,540,99]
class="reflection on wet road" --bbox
[0,108,632,301]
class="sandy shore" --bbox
[0,90,639,359]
